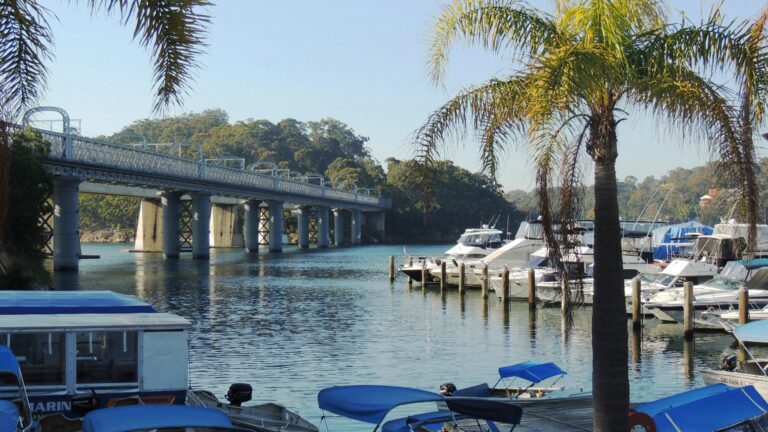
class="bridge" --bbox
[12,107,391,271]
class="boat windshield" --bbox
[458,233,502,247]
[652,274,676,287]
[700,277,743,290]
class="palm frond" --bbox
[0,0,53,116]
[429,0,560,84]
[90,0,211,112]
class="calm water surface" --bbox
[52,243,739,430]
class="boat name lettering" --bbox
[31,401,71,413]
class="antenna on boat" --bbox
[632,187,661,231]
[506,214,510,239]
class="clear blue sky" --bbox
[39,0,767,191]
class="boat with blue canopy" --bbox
[317,385,523,431]
[81,405,246,431]
[0,345,32,432]
[628,384,768,431]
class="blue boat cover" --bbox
[734,319,768,345]
[735,258,768,270]
[651,221,713,260]
[317,385,442,424]
[0,400,19,432]
[634,384,768,431]
[0,346,21,384]
[498,361,566,383]
[381,411,454,432]
[81,405,236,432]
[0,291,155,315]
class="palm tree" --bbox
[0,0,211,246]
[416,1,768,429]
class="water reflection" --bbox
[59,243,746,430]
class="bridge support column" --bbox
[316,206,329,248]
[333,208,345,246]
[209,203,243,249]
[297,205,310,249]
[244,200,261,252]
[191,193,211,259]
[52,177,81,271]
[134,198,163,252]
[351,209,362,245]
[268,200,284,252]
[161,191,182,259]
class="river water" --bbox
[52,243,739,430]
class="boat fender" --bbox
[439,383,456,396]
[627,409,656,432]
[225,383,252,407]
[721,354,738,372]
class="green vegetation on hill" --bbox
[81,110,520,242]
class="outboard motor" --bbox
[721,354,738,372]
[439,383,457,396]
[225,383,253,407]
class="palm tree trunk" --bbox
[590,112,628,431]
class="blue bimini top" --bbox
[317,385,443,425]
[734,319,768,345]
[633,384,768,432]
[498,361,566,383]
[0,346,21,385]
[0,291,156,315]
[81,405,239,432]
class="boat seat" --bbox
[453,383,492,397]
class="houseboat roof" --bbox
[0,313,191,332]
[0,291,155,315]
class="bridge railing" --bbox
[11,125,389,207]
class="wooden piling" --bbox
[683,281,694,339]
[501,266,510,303]
[632,278,642,330]
[421,260,427,290]
[458,262,466,295]
[481,264,489,299]
[561,278,570,317]
[388,256,395,282]
[440,261,447,291]
[407,257,413,286]
[739,287,750,325]
[527,268,536,307]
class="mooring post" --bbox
[683,281,694,339]
[421,260,427,289]
[501,266,510,303]
[407,257,413,286]
[527,268,536,307]
[388,256,395,282]
[481,264,489,299]
[561,278,570,317]
[632,277,642,330]
[440,261,447,291]
[458,262,466,295]
[739,287,750,325]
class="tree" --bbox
[0,0,212,259]
[417,1,768,429]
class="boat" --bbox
[317,385,523,432]
[399,225,508,283]
[701,319,768,398]
[650,220,713,261]
[628,383,768,431]
[0,345,33,432]
[81,405,245,431]
[0,291,315,432]
[645,259,768,324]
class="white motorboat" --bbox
[399,225,507,283]
[702,320,768,399]
[645,259,768,324]
[623,258,720,314]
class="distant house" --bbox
[699,188,719,208]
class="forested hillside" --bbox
[81,110,520,243]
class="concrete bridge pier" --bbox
[351,209,362,245]
[191,193,211,259]
[210,203,244,249]
[333,208,345,246]
[244,200,261,252]
[52,176,82,271]
[297,205,310,249]
[316,206,330,248]
[268,200,284,252]
[134,198,163,252]
[161,191,182,259]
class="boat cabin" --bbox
[0,291,191,419]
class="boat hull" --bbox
[701,369,768,400]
